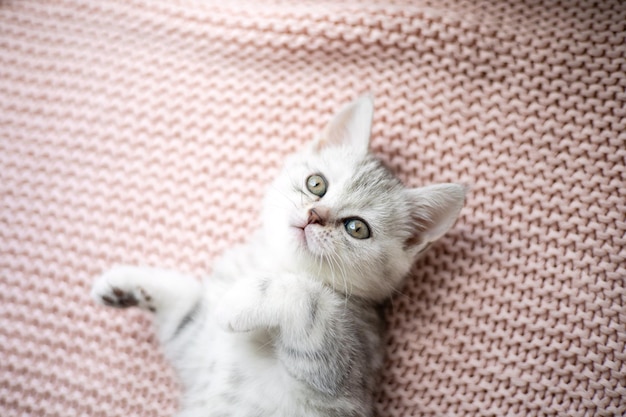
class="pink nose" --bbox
[307,207,330,226]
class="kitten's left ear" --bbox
[315,95,374,157]
[405,183,467,254]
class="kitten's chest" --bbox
[210,238,283,283]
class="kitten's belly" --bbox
[169,314,308,417]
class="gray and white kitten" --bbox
[92,96,466,417]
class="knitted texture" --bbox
[1,1,625,416]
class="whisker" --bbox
[391,287,419,305]
[254,337,276,354]
[328,250,349,310]
[334,241,354,302]
[268,183,298,209]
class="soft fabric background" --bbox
[1,1,624,416]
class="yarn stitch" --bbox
[0,1,624,416]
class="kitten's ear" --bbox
[315,95,374,156]
[405,183,467,254]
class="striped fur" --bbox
[92,97,465,416]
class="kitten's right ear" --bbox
[314,95,374,157]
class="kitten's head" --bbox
[262,96,466,302]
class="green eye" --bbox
[306,174,327,197]
[344,218,370,239]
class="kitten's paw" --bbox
[91,266,156,312]
[215,278,269,333]
[215,304,245,333]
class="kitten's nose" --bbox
[307,207,330,226]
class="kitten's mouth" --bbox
[291,224,325,256]
[290,225,308,247]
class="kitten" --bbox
[91,96,466,417]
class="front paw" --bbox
[215,302,252,333]
[215,278,271,333]
[91,266,156,312]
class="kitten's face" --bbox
[263,145,417,301]
[261,96,465,301]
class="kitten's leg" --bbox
[216,274,369,400]
[91,265,203,341]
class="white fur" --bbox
[92,96,466,416]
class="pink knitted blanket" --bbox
[1,1,624,416]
